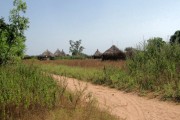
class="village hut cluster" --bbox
[93,45,129,60]
[38,49,66,60]
[37,45,134,61]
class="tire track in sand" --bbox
[53,75,180,120]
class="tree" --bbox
[124,47,136,59]
[147,37,166,49]
[145,37,166,70]
[0,0,29,64]
[170,30,180,44]
[69,40,84,56]
[147,37,166,52]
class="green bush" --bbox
[127,37,180,100]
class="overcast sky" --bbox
[1,0,180,55]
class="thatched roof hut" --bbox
[38,50,54,60]
[54,49,61,57]
[54,49,66,57]
[102,45,126,60]
[93,49,102,59]
[61,49,66,56]
[42,50,54,57]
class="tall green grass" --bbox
[127,40,180,100]
[0,63,118,119]
[36,41,180,101]
[40,64,104,82]
[38,63,135,92]
[0,63,60,119]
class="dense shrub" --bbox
[127,37,180,100]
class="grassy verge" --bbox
[127,40,180,101]
[22,41,180,103]
[30,42,180,102]
[0,63,118,120]
[34,62,136,92]
[0,63,59,119]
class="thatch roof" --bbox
[102,45,125,60]
[61,49,66,56]
[54,49,61,57]
[103,45,122,55]
[94,49,102,57]
[54,49,66,57]
[41,49,54,57]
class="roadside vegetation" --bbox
[0,63,118,120]
[0,0,119,119]
[127,37,180,100]
[1,0,180,119]
[29,36,180,102]
[0,64,59,119]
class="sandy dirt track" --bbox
[53,75,180,120]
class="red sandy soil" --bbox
[53,75,180,120]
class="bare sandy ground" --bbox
[53,75,180,120]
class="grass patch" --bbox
[23,39,180,102]
[0,63,118,120]
[25,59,125,69]
[0,63,59,119]
[27,41,180,102]
[29,60,136,92]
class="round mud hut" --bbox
[102,45,126,60]
[93,49,102,59]
[38,49,54,60]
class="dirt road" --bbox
[53,75,180,120]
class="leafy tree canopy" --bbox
[147,37,166,48]
[142,37,166,59]
[0,0,29,65]
[170,30,180,44]
[69,40,85,56]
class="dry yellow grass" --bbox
[24,59,125,69]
